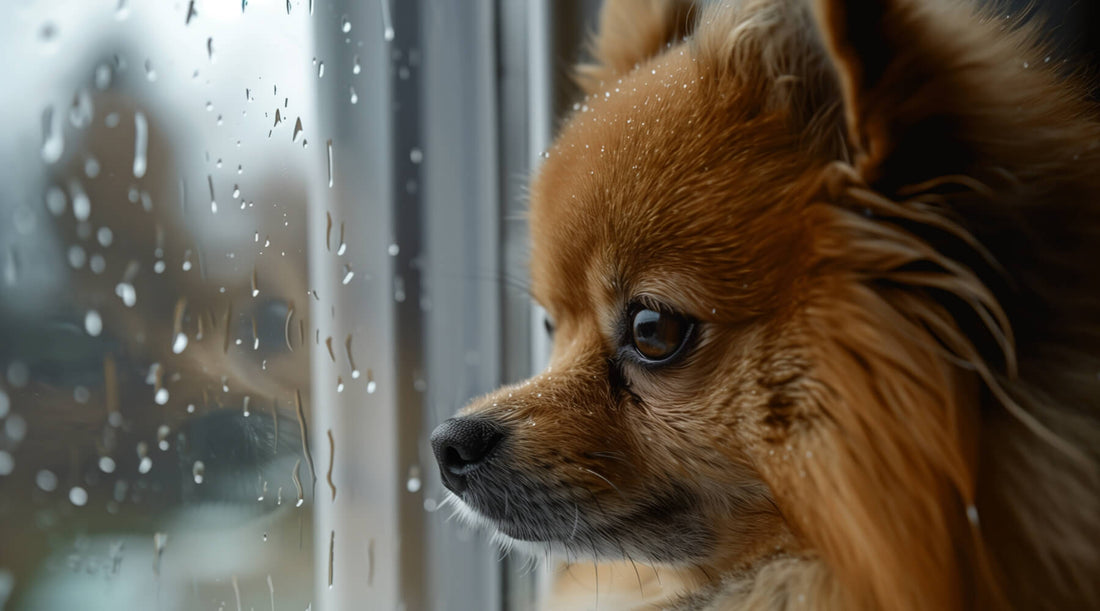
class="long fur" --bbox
[443,0,1100,608]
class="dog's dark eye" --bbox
[630,308,690,362]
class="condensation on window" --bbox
[0,2,332,608]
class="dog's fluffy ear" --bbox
[576,0,697,95]
[812,0,982,188]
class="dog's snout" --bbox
[430,417,503,493]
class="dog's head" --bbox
[433,0,1095,607]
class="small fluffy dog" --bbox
[431,0,1100,608]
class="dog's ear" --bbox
[812,0,986,188]
[576,0,697,95]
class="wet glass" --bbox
[1,2,319,608]
[0,0,590,608]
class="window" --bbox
[0,0,595,609]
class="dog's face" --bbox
[431,5,837,567]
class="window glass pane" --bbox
[1,2,317,609]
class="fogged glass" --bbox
[0,2,320,608]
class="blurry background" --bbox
[0,0,1094,610]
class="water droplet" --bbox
[157,424,170,450]
[132,111,148,178]
[0,451,12,476]
[232,185,241,199]
[406,465,421,492]
[327,139,335,187]
[70,181,91,221]
[409,148,422,164]
[39,21,57,41]
[69,486,88,506]
[154,388,169,405]
[116,0,130,19]
[84,156,101,178]
[85,310,103,336]
[318,62,325,78]
[45,186,67,216]
[366,380,376,394]
[349,86,358,105]
[67,245,86,269]
[341,15,352,33]
[95,63,112,89]
[206,37,215,62]
[341,265,354,285]
[208,175,217,214]
[380,0,394,40]
[96,227,114,247]
[139,456,153,474]
[99,456,116,473]
[36,469,58,492]
[193,460,205,484]
[90,254,106,274]
[4,414,26,441]
[144,59,156,81]
[115,282,136,307]
[336,378,344,393]
[353,55,361,74]
[70,89,94,128]
[967,504,980,525]
[387,243,400,256]
[41,106,64,164]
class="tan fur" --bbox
[453,0,1100,608]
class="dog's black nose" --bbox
[430,417,503,493]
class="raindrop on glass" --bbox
[85,157,101,178]
[409,148,422,164]
[0,452,14,476]
[67,245,86,269]
[99,456,116,473]
[4,414,26,441]
[406,465,421,493]
[69,486,88,506]
[36,470,58,492]
[85,310,103,337]
[71,181,90,221]
[133,112,148,178]
[380,0,394,41]
[115,282,136,307]
[41,105,64,164]
[193,460,205,484]
[46,186,67,216]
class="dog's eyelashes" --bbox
[629,307,691,363]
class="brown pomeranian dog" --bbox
[430,0,1100,608]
